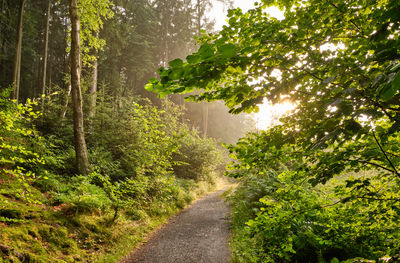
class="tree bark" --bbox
[62,83,71,118]
[69,0,89,175]
[12,0,25,102]
[41,0,51,112]
[88,42,98,122]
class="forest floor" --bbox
[120,188,231,263]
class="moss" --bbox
[0,209,23,220]
[37,225,77,253]
[23,253,48,263]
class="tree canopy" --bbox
[147,0,400,185]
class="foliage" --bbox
[229,169,400,263]
[78,0,114,65]
[52,174,112,215]
[0,92,47,205]
[0,94,226,262]
[1,0,234,261]
[147,0,400,184]
[145,0,400,261]
[172,130,224,182]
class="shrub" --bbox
[172,131,224,182]
[229,170,400,263]
[0,92,48,205]
[53,175,111,215]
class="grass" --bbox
[0,175,231,263]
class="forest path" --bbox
[121,188,231,263]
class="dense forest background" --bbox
[0,0,254,262]
[0,0,253,144]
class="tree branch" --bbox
[372,131,399,176]
[329,3,362,33]
[353,159,397,175]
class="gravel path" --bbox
[121,189,231,263]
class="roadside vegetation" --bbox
[0,90,227,262]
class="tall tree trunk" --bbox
[87,57,97,125]
[41,0,51,113]
[197,0,208,137]
[0,36,6,83]
[16,46,21,98]
[88,32,98,122]
[12,0,25,102]
[0,0,7,83]
[69,0,89,175]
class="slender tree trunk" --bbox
[48,0,54,93]
[203,102,208,138]
[16,46,21,98]
[48,34,53,97]
[12,0,25,101]
[88,33,98,122]
[41,0,51,113]
[69,0,89,175]
[0,37,6,83]
[197,0,209,137]
[87,57,97,131]
[62,84,71,118]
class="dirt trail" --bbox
[121,189,231,263]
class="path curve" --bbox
[121,189,231,263]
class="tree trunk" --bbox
[0,0,7,83]
[62,84,71,118]
[88,46,98,122]
[87,57,97,132]
[69,0,89,175]
[41,0,51,113]
[202,102,208,138]
[197,0,208,137]
[12,0,25,102]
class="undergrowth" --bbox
[0,92,227,262]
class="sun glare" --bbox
[254,99,296,130]
[211,0,284,30]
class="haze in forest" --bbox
[211,0,289,130]
[1,0,399,262]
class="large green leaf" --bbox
[218,43,237,59]
[168,58,184,68]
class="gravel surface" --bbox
[121,189,231,263]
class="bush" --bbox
[229,170,400,263]
[0,92,49,205]
[172,131,224,182]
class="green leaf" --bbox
[144,83,154,92]
[380,83,396,101]
[198,44,214,60]
[169,68,184,80]
[168,58,184,68]
[218,43,237,59]
[391,71,400,90]
[186,54,201,64]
